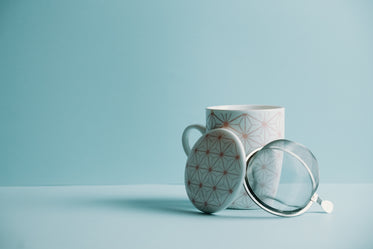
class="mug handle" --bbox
[182,124,206,156]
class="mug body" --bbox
[205,105,285,209]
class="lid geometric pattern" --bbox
[185,129,246,213]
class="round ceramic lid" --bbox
[184,128,246,213]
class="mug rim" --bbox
[206,105,284,111]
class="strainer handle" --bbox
[312,193,334,213]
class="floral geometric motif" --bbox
[247,149,283,206]
[185,129,245,213]
[205,108,284,209]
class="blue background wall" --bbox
[1,0,372,186]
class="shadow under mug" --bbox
[182,105,285,209]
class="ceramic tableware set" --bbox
[182,105,333,217]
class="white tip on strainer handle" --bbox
[312,193,334,213]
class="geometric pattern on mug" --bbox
[206,110,284,209]
[247,149,283,205]
[207,110,284,155]
[185,129,245,213]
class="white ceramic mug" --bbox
[182,105,285,209]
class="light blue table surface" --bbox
[1,184,372,249]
